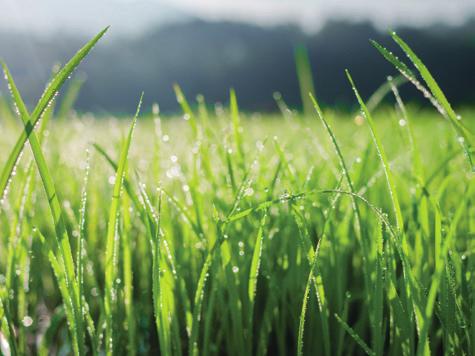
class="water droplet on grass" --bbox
[22,316,33,327]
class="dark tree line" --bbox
[1,19,474,113]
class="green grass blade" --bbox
[366,75,407,112]
[389,31,474,171]
[294,45,316,117]
[346,70,404,232]
[174,84,198,137]
[104,93,143,355]
[247,211,267,343]
[0,27,108,205]
[230,88,245,166]
[335,313,376,356]
[2,62,85,355]
[372,35,473,171]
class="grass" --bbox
[0,29,474,355]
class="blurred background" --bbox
[0,0,474,114]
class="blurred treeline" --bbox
[1,19,474,113]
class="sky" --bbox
[1,0,474,36]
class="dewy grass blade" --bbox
[247,211,267,343]
[104,93,143,355]
[2,62,86,355]
[0,26,109,205]
[77,149,91,347]
[346,70,404,232]
[335,313,376,356]
[346,72,429,352]
[389,31,474,171]
[370,40,416,81]
[174,84,198,137]
[416,184,474,355]
[188,155,261,356]
[151,191,173,356]
[372,35,474,171]
[310,93,364,240]
[366,75,407,112]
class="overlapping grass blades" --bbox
[371,32,474,171]
[2,62,88,355]
[0,27,109,205]
[0,29,473,356]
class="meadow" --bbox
[0,28,474,355]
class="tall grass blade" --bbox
[0,27,108,205]
[346,70,404,231]
[2,62,86,355]
[104,93,143,355]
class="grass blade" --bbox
[2,62,86,355]
[0,26,109,205]
[346,70,404,231]
[104,93,143,355]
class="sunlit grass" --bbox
[0,29,474,355]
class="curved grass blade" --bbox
[366,74,407,112]
[372,36,473,171]
[309,93,365,241]
[389,31,473,171]
[0,26,109,204]
[346,70,404,231]
[2,62,86,355]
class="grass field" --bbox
[0,29,475,355]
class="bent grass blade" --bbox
[0,26,109,206]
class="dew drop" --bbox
[22,316,33,327]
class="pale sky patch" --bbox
[0,0,473,36]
